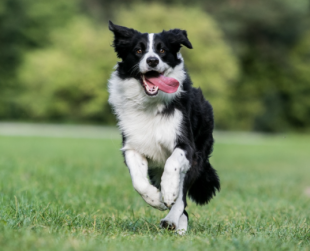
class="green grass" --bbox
[0,132,309,251]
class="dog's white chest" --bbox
[120,109,183,166]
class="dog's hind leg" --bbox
[125,150,167,211]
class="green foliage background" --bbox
[17,18,115,123]
[1,0,310,132]
[17,4,238,127]
[0,0,77,118]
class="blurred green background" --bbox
[1,0,310,132]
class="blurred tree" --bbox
[0,0,77,119]
[18,18,115,123]
[288,31,310,130]
[3,0,310,131]
[203,0,310,131]
[17,4,238,127]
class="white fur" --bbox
[160,174,186,230]
[122,109,183,165]
[160,149,190,235]
[161,148,190,207]
[177,213,188,235]
[125,150,167,210]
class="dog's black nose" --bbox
[146,57,159,67]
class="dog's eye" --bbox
[136,49,142,54]
[160,49,165,54]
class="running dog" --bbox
[108,21,220,234]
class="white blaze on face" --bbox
[147,33,155,56]
[139,33,166,74]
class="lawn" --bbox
[0,129,309,251]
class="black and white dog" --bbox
[108,21,220,234]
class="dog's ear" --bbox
[109,21,139,58]
[164,29,193,51]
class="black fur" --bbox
[109,21,193,79]
[164,77,221,205]
[109,21,220,208]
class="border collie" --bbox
[108,21,220,234]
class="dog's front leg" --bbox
[160,148,190,232]
[160,171,188,234]
[125,150,167,211]
[160,148,190,234]
[160,148,190,209]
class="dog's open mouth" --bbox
[140,71,180,96]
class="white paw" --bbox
[160,213,188,235]
[176,213,188,235]
[141,185,167,211]
[161,185,179,209]
[176,228,186,235]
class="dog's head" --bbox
[109,21,192,98]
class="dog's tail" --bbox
[187,162,220,205]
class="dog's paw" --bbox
[161,187,178,209]
[150,200,168,211]
[160,219,177,230]
[176,213,188,235]
[141,185,167,211]
[160,213,188,235]
[155,203,168,211]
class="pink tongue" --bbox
[145,75,179,93]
